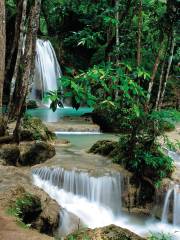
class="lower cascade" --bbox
[32,167,180,239]
[32,167,122,215]
[162,184,180,226]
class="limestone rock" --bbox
[21,117,56,141]
[89,140,118,156]
[8,185,59,236]
[19,141,56,166]
[66,224,145,240]
[0,144,20,165]
[32,187,60,236]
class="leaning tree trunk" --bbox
[158,34,175,110]
[0,0,6,111]
[155,38,169,110]
[155,54,166,110]
[13,0,41,143]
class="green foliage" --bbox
[46,62,147,112]
[152,109,180,123]
[148,232,172,240]
[113,111,174,184]
[8,193,41,227]
[163,136,180,152]
[151,109,180,132]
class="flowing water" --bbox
[27,103,180,238]
[31,39,62,102]
[32,143,180,240]
[32,168,180,239]
[32,167,122,215]
[27,107,93,122]
[162,185,180,226]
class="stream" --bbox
[29,110,180,239]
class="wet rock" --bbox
[66,224,145,240]
[89,140,118,156]
[32,189,59,236]
[27,100,38,109]
[21,117,56,141]
[91,109,117,133]
[19,141,56,166]
[0,144,20,166]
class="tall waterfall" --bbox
[162,185,180,226]
[31,39,62,101]
[32,167,122,215]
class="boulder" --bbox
[66,224,145,240]
[0,144,20,166]
[91,108,117,133]
[8,186,59,236]
[19,141,56,166]
[21,117,56,141]
[27,100,38,109]
[32,188,60,236]
[89,140,118,156]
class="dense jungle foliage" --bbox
[1,0,179,185]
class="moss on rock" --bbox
[0,144,20,166]
[66,224,145,240]
[8,186,59,236]
[89,140,118,156]
[19,141,56,166]
[21,117,56,141]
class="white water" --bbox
[32,167,122,215]
[162,185,180,226]
[162,187,174,224]
[32,167,180,239]
[31,39,62,102]
[168,150,180,166]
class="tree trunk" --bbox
[137,0,142,66]
[155,56,166,110]
[155,38,169,110]
[13,0,42,143]
[115,0,119,63]
[147,39,164,103]
[0,0,6,111]
[7,0,28,121]
[115,0,119,99]
[5,0,23,78]
[158,34,175,109]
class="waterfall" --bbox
[168,150,180,166]
[173,185,180,226]
[32,167,180,239]
[32,167,122,215]
[162,185,180,226]
[31,39,62,101]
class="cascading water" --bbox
[31,39,62,102]
[32,167,180,239]
[32,167,122,215]
[161,184,180,226]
